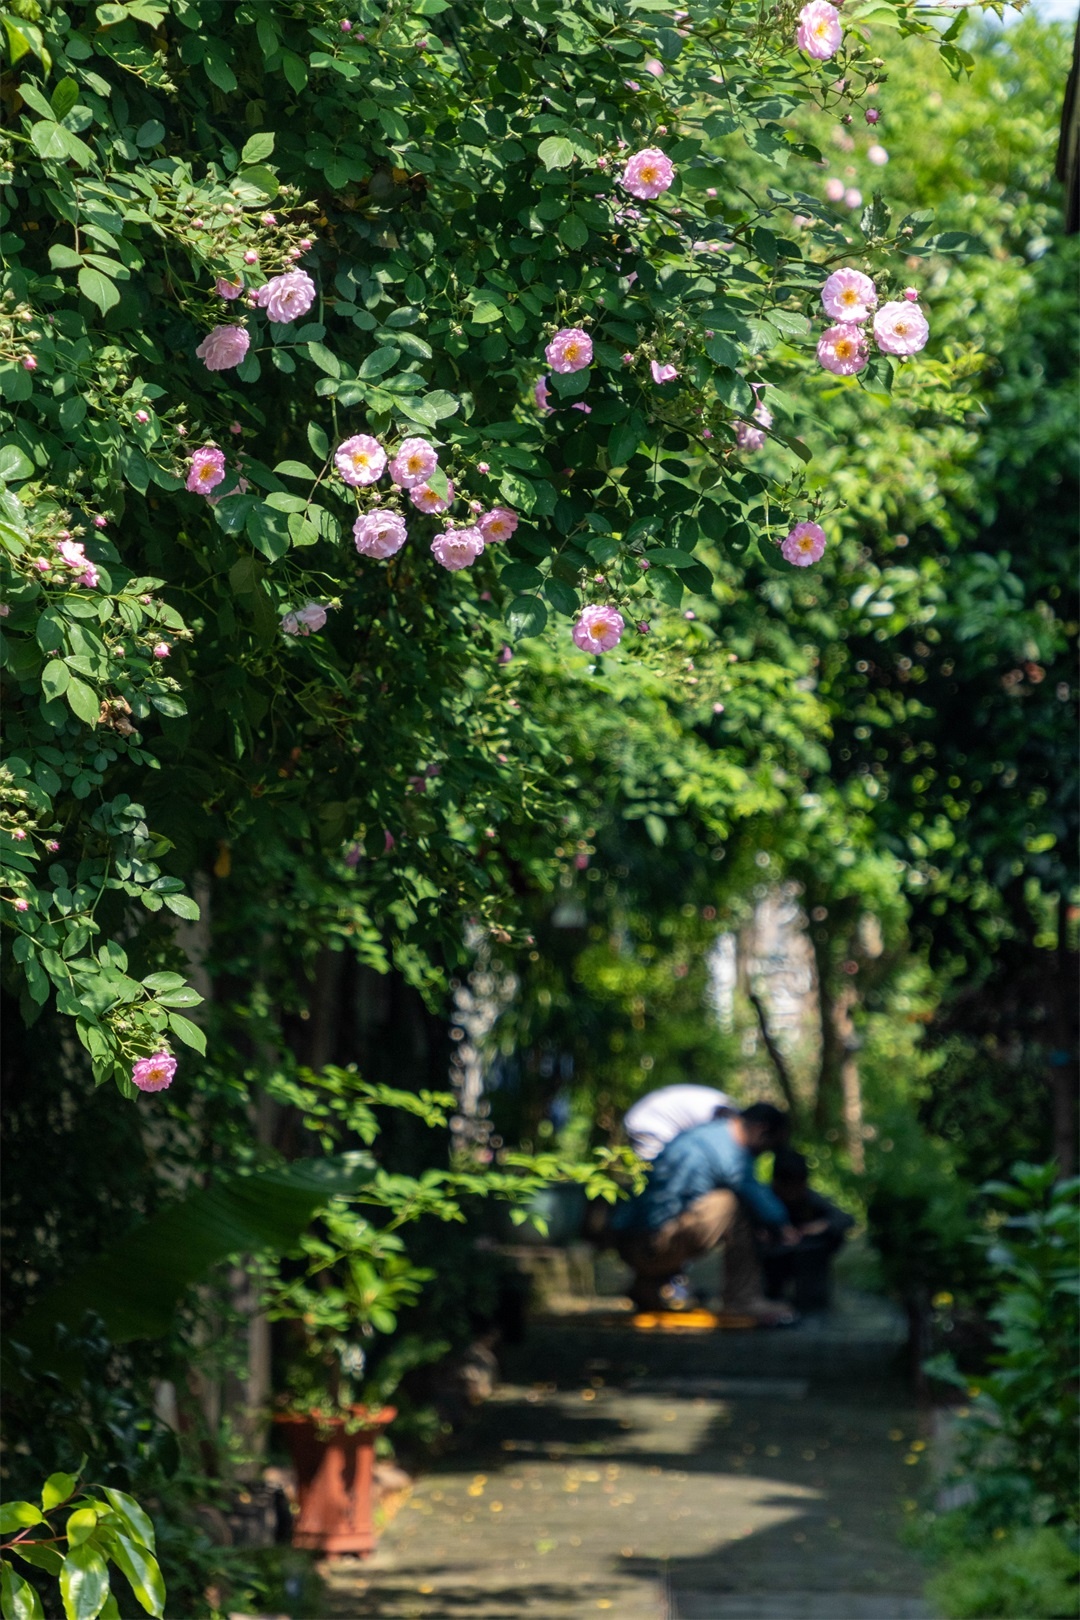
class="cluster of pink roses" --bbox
[330,430,518,572]
[195,269,317,372]
[54,537,99,589]
[816,269,929,375]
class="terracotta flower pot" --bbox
[273,1405,396,1555]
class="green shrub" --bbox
[927,1527,1078,1620]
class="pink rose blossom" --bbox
[299,237,313,252]
[186,446,227,494]
[21,354,37,371]
[821,267,877,323]
[132,1051,177,1093]
[736,422,767,453]
[844,188,863,210]
[192,218,204,229]
[650,359,678,384]
[135,409,150,424]
[389,437,439,489]
[254,269,317,324]
[797,0,842,59]
[478,506,518,543]
[229,420,242,434]
[353,508,407,559]
[340,17,352,29]
[825,177,846,202]
[702,428,713,439]
[867,144,889,166]
[77,565,100,589]
[622,352,634,365]
[195,325,250,371]
[216,277,243,300]
[33,558,49,572]
[865,107,881,124]
[282,601,328,635]
[46,840,59,852]
[624,80,641,92]
[545,328,593,373]
[335,433,387,487]
[873,299,929,356]
[645,58,665,76]
[903,286,920,302]
[153,642,170,658]
[781,521,827,566]
[11,828,25,839]
[383,830,395,853]
[534,375,552,411]
[243,250,259,266]
[409,478,454,514]
[572,604,625,653]
[477,461,490,474]
[572,401,592,413]
[817,323,868,375]
[431,525,485,570]
[58,539,89,570]
[261,213,277,226]
[637,620,650,635]
[93,515,107,529]
[621,147,675,199]
[14,899,29,912]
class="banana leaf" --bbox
[10,1153,374,1373]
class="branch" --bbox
[747,984,799,1120]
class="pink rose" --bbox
[903,286,920,302]
[572,604,625,653]
[389,437,439,489]
[77,565,100,589]
[865,107,881,125]
[57,539,89,570]
[335,434,387,487]
[216,277,243,300]
[282,601,328,635]
[825,177,846,202]
[821,268,877,324]
[153,642,170,658]
[253,269,317,324]
[621,147,675,200]
[14,899,29,912]
[132,1051,177,1093]
[195,325,250,371]
[650,359,678,384]
[477,507,518,544]
[93,515,107,529]
[135,409,150,424]
[353,509,407,559]
[186,446,227,494]
[735,422,766,453]
[409,478,454,514]
[781,521,827,566]
[796,0,842,59]
[477,461,490,475]
[544,328,593,374]
[817,323,868,375]
[645,57,664,76]
[534,375,552,411]
[844,188,862,210]
[867,144,889,167]
[873,299,929,356]
[21,354,37,371]
[431,525,485,570]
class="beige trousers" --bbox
[616,1190,764,1310]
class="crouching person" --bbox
[759,1148,855,1312]
[612,1102,800,1326]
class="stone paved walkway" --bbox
[322,1295,936,1620]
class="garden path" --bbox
[323,1273,938,1620]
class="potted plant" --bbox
[266,1206,443,1556]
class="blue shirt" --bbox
[614,1120,789,1233]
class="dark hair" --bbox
[772,1148,809,1183]
[739,1102,790,1147]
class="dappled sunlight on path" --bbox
[323,1297,936,1620]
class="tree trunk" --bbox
[746,984,799,1122]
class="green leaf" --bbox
[155,983,203,1005]
[537,136,575,170]
[558,213,589,250]
[241,132,275,164]
[59,1543,108,1620]
[65,1508,99,1547]
[105,1535,163,1619]
[134,120,165,148]
[358,347,398,380]
[0,445,35,483]
[544,577,579,616]
[30,120,70,161]
[77,267,119,316]
[100,1490,155,1554]
[305,342,340,377]
[51,78,80,120]
[140,972,185,993]
[238,164,279,198]
[167,1013,207,1056]
[273,460,317,479]
[508,595,548,641]
[42,658,70,700]
[1,1565,45,1620]
[0,1504,45,1534]
[65,677,99,726]
[9,1543,64,1578]
[607,419,642,466]
[42,1472,79,1512]
[306,422,329,460]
